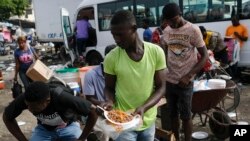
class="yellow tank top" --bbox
[205,31,213,46]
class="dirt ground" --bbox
[1,54,250,141]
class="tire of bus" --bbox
[225,86,240,112]
[209,110,232,139]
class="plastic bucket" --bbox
[209,111,231,139]
[55,68,79,84]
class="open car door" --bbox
[60,7,75,64]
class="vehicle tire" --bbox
[225,86,240,112]
[209,111,232,139]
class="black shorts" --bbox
[166,82,193,120]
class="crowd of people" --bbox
[2,2,249,141]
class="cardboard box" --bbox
[26,60,53,82]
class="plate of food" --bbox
[97,106,140,126]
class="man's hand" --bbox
[178,74,193,88]
[234,32,240,37]
[96,101,114,117]
[13,76,17,81]
[133,106,145,119]
[100,100,114,111]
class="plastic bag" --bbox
[193,80,211,92]
[11,81,22,98]
[94,115,142,140]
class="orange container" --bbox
[79,66,97,88]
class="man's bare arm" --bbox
[134,69,166,116]
[3,113,28,141]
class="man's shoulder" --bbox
[144,42,164,53]
[188,22,200,31]
[144,28,152,33]
[210,31,220,37]
[240,24,248,30]
[106,46,120,57]
[145,42,160,48]
[226,25,234,30]
[86,65,101,77]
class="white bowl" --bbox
[207,79,226,89]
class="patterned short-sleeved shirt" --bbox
[162,22,205,84]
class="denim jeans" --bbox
[115,124,155,141]
[19,70,32,90]
[30,122,82,141]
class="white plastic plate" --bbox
[192,131,209,139]
[104,111,140,126]
[218,74,232,80]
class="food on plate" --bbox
[107,110,133,123]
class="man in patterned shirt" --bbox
[161,3,208,141]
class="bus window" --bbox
[98,0,133,31]
[183,0,207,22]
[183,0,236,23]
[135,0,158,27]
[63,16,72,36]
[241,0,250,18]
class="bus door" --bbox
[60,7,75,64]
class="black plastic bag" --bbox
[11,81,22,98]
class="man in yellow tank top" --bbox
[199,26,228,65]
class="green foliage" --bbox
[0,0,14,21]
[12,0,29,17]
[0,0,29,21]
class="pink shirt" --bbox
[162,22,205,84]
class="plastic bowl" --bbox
[105,112,140,126]
[207,79,226,89]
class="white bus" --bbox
[61,0,250,66]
